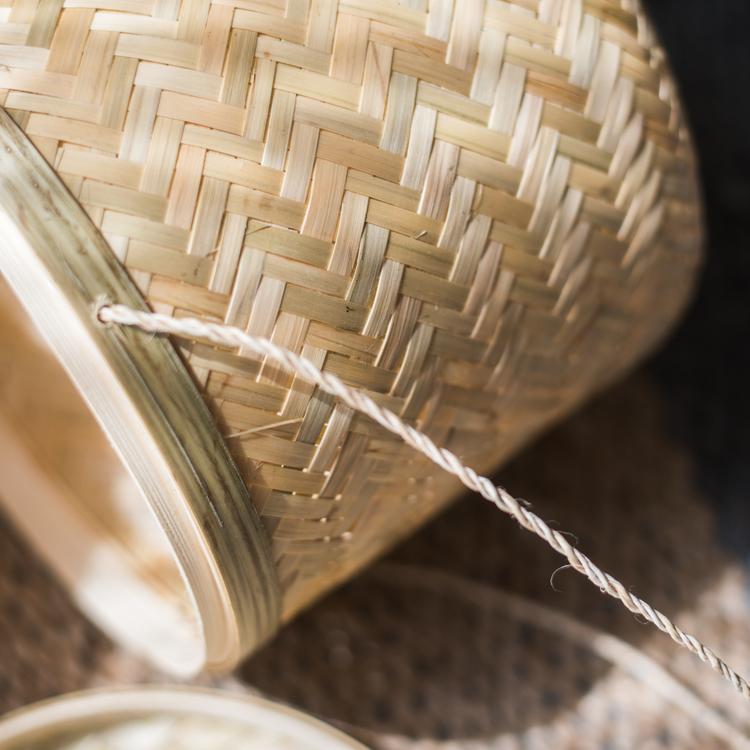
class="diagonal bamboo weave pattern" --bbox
[0,0,702,619]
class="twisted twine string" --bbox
[98,303,750,700]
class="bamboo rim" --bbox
[0,106,281,676]
[0,686,367,749]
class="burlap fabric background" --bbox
[2,372,750,748]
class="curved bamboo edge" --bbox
[0,106,281,674]
[0,686,367,749]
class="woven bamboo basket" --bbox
[0,686,366,748]
[0,0,702,675]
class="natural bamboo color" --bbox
[0,687,365,749]
[0,0,701,669]
[0,106,280,676]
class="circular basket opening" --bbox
[0,687,366,750]
[0,276,205,675]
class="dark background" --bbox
[643,0,750,560]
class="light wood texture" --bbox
[0,0,702,666]
[0,687,365,749]
[0,277,207,675]
[0,107,280,676]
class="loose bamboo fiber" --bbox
[0,0,702,673]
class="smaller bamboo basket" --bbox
[0,0,702,675]
[0,686,366,749]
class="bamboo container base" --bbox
[0,687,365,749]
[0,276,205,674]
[0,110,280,675]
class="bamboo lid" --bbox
[0,687,366,749]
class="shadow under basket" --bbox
[0,0,702,676]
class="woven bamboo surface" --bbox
[0,0,701,619]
